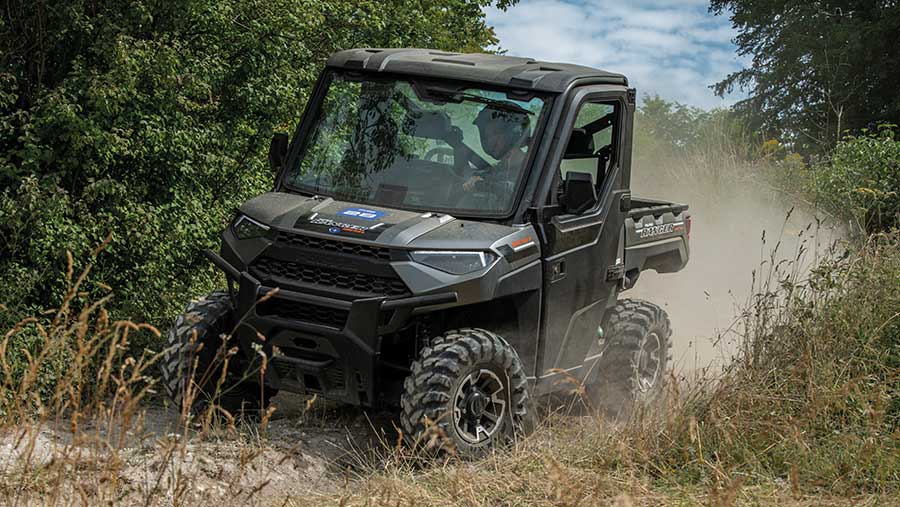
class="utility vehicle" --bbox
[162,48,691,455]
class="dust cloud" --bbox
[628,162,845,373]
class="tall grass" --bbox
[0,243,293,505]
[624,228,900,496]
[0,243,159,503]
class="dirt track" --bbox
[0,393,391,505]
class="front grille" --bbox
[271,358,345,392]
[273,359,296,380]
[275,232,391,262]
[253,257,410,297]
[325,367,345,390]
[256,297,349,328]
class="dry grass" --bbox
[0,241,315,505]
[280,417,893,507]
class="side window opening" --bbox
[559,101,619,197]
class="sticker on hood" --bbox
[306,212,385,235]
[337,207,386,220]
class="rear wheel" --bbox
[400,328,530,457]
[160,291,276,417]
[587,299,672,417]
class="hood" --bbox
[239,192,521,250]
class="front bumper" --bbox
[204,250,456,407]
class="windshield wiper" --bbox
[425,88,534,116]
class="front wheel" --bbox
[400,328,530,457]
[160,291,276,417]
[587,299,672,417]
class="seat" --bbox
[561,128,599,184]
[564,128,595,158]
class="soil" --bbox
[0,393,395,505]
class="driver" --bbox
[462,106,530,192]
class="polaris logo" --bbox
[310,216,367,233]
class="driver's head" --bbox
[473,106,529,161]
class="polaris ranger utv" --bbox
[162,48,690,455]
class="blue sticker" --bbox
[337,207,386,221]
[328,226,342,234]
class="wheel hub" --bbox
[466,390,488,416]
[636,332,662,393]
[452,369,507,444]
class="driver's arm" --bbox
[462,174,483,191]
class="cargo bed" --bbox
[621,196,691,287]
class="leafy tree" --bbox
[710,0,900,155]
[634,94,750,163]
[0,0,515,332]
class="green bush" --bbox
[813,127,900,234]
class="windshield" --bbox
[284,71,549,216]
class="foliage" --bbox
[710,0,900,155]
[634,94,752,163]
[632,96,898,234]
[0,0,514,335]
[630,94,778,203]
[813,126,900,234]
[0,245,160,419]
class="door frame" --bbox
[530,85,633,386]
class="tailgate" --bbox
[623,198,690,276]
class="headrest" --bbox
[408,110,452,140]
[565,128,594,157]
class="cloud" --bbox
[485,0,747,108]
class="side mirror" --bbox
[268,133,289,171]
[560,172,597,214]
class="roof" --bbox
[326,48,628,93]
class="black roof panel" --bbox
[327,48,628,93]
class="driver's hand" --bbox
[462,175,483,191]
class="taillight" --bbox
[685,214,692,239]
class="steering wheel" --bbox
[409,155,468,207]
[424,147,455,164]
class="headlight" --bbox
[410,250,497,275]
[231,214,270,240]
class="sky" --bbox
[485,0,747,109]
